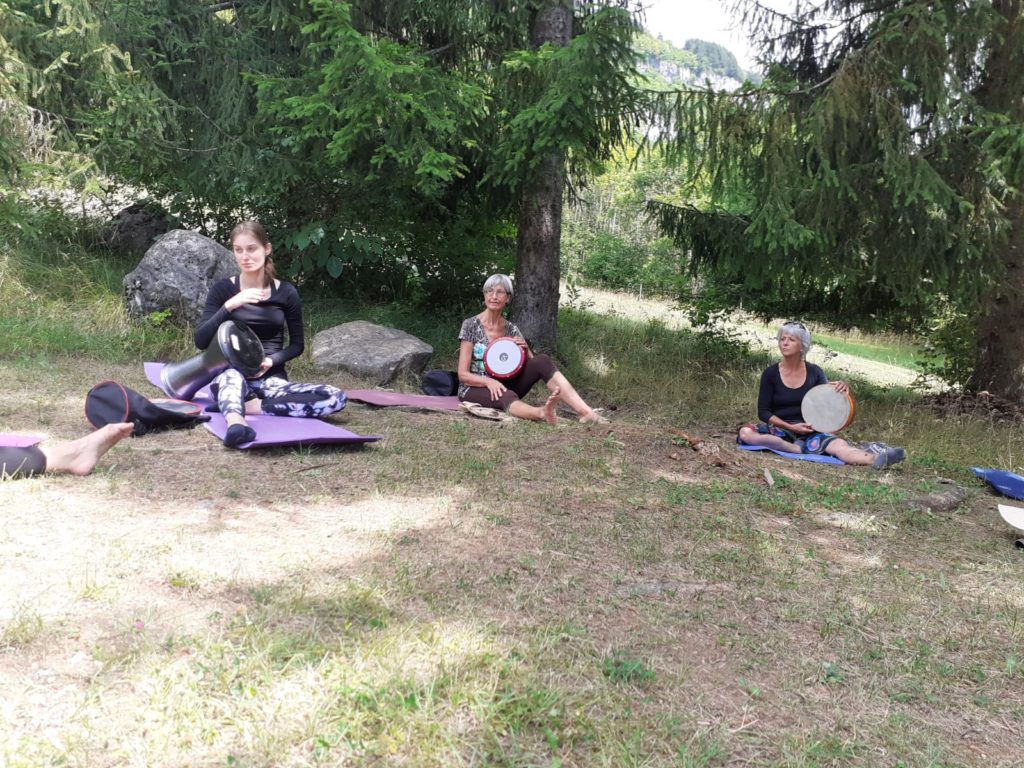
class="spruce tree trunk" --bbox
[511,2,572,352]
[973,200,1024,398]
[971,0,1024,398]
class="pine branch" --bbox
[206,1,242,12]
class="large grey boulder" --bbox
[312,321,434,385]
[123,229,238,323]
[102,202,176,255]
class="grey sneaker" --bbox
[862,441,890,455]
[872,446,906,469]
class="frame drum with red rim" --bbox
[801,384,856,433]
[483,337,526,379]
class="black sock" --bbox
[224,424,256,448]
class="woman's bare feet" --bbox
[579,409,608,424]
[543,387,561,425]
[40,422,134,476]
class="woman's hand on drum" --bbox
[513,337,532,358]
[225,287,268,311]
[485,378,507,401]
[829,380,850,394]
[247,356,273,380]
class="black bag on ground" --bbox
[85,380,209,436]
[421,370,459,397]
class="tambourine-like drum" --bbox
[801,384,856,433]
[483,336,526,379]
[160,320,265,400]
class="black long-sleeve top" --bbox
[757,362,828,424]
[194,278,304,380]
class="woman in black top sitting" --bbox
[195,221,346,448]
[738,322,904,468]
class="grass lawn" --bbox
[1,230,1022,767]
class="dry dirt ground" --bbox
[1,353,1021,764]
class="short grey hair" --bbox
[483,274,514,299]
[778,322,811,357]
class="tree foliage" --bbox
[2,0,645,318]
[649,0,1024,394]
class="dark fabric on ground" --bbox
[0,445,47,478]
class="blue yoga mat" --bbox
[972,467,1024,501]
[737,443,845,465]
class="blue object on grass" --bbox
[737,443,845,465]
[971,467,1024,501]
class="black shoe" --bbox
[224,424,256,448]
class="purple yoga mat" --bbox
[144,362,380,448]
[737,443,845,465]
[346,389,460,410]
[0,434,43,448]
[202,413,380,449]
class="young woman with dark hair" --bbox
[194,221,346,448]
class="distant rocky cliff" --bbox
[635,32,753,92]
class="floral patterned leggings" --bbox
[212,369,347,419]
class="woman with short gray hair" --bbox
[737,321,905,468]
[457,274,606,424]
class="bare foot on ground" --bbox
[579,409,608,425]
[543,387,561,425]
[43,422,134,476]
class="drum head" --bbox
[801,384,856,433]
[218,320,265,376]
[484,337,526,379]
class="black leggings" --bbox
[0,446,47,479]
[460,353,558,411]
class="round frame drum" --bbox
[801,384,856,433]
[483,337,526,380]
